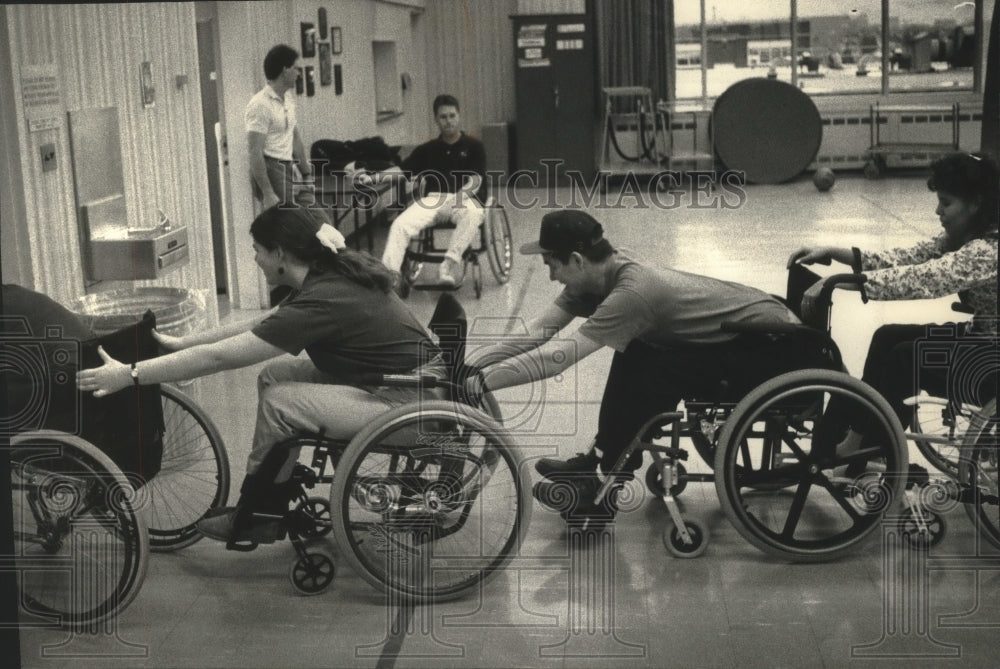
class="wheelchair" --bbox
[575,265,912,561]
[868,306,998,550]
[228,293,531,599]
[397,195,513,299]
[8,315,230,627]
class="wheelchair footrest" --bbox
[225,539,260,552]
[413,283,461,291]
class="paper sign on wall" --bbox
[21,64,62,132]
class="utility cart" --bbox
[864,102,960,179]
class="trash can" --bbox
[70,287,208,338]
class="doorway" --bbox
[196,13,230,297]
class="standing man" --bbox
[466,211,824,525]
[246,44,320,212]
[380,94,487,286]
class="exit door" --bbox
[513,14,597,183]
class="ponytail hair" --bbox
[250,206,395,293]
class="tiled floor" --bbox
[18,173,999,668]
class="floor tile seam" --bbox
[855,192,926,237]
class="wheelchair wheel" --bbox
[330,400,529,602]
[10,431,149,627]
[910,394,970,476]
[484,200,512,284]
[714,370,908,562]
[145,385,230,551]
[958,399,999,549]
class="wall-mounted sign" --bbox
[557,23,585,33]
[21,64,62,131]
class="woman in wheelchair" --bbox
[79,206,444,544]
[788,151,998,454]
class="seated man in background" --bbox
[380,94,487,287]
[466,211,828,525]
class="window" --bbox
[674,0,984,99]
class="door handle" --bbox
[553,85,559,109]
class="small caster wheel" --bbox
[899,508,946,550]
[662,518,708,558]
[290,552,335,595]
[645,462,687,497]
[863,160,881,180]
[296,496,332,538]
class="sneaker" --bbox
[533,473,619,526]
[196,507,284,544]
[535,451,600,481]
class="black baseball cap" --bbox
[519,210,605,255]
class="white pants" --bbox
[248,357,442,482]
[381,192,484,273]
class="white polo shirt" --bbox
[245,85,297,161]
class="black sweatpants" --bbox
[595,335,829,476]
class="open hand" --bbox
[786,246,832,268]
[76,346,131,398]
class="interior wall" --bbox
[1,2,218,325]
[216,0,427,308]
[420,0,518,139]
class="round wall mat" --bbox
[712,78,822,184]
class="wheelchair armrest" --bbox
[721,320,817,336]
[816,273,867,302]
[356,373,443,388]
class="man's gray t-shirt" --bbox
[556,259,797,351]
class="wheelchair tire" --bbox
[329,400,529,602]
[484,201,512,284]
[910,394,970,477]
[958,399,999,549]
[10,430,149,627]
[146,385,230,551]
[714,369,908,562]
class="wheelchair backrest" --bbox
[428,292,467,373]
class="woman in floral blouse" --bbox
[788,151,998,444]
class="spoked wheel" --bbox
[330,400,529,602]
[898,507,946,550]
[295,496,333,539]
[714,370,908,562]
[146,385,230,551]
[10,431,149,627]
[662,518,708,558]
[958,399,999,549]
[910,394,971,477]
[289,552,335,595]
[484,200,512,284]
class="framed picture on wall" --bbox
[305,65,315,96]
[301,22,316,58]
[318,42,332,86]
[331,26,342,55]
[295,67,304,95]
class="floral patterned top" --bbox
[857,230,998,334]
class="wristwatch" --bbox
[130,363,140,387]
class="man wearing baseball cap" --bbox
[467,210,822,526]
